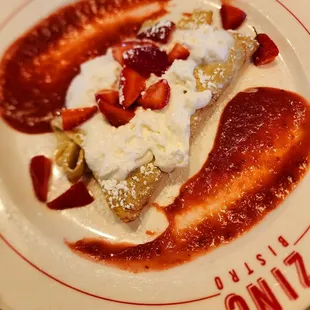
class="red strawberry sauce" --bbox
[68,88,310,272]
[0,1,310,273]
[0,0,168,134]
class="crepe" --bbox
[52,13,258,223]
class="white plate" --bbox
[1,0,310,309]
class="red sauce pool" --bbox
[68,87,310,272]
[0,0,167,133]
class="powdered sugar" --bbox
[197,69,210,88]
[169,24,234,64]
[145,20,173,40]
[102,179,136,210]
[138,20,175,43]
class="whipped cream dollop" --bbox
[66,24,233,181]
[170,25,234,64]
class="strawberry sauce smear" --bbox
[69,88,310,272]
[0,0,168,134]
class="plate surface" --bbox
[0,0,310,309]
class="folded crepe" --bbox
[52,11,258,222]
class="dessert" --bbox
[51,9,258,222]
[1,0,309,274]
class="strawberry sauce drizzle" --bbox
[0,0,168,134]
[69,88,310,272]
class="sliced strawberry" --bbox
[62,106,98,130]
[99,100,135,127]
[47,182,94,210]
[112,40,156,65]
[168,43,190,64]
[123,46,169,77]
[95,89,119,106]
[220,4,246,30]
[137,79,170,110]
[253,33,279,66]
[119,67,146,108]
[30,156,52,202]
[137,20,176,44]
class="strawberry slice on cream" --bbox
[119,67,146,108]
[138,79,170,110]
[95,89,119,106]
[112,40,157,65]
[168,43,190,64]
[137,20,176,43]
[123,46,169,77]
[62,106,98,130]
[98,101,135,127]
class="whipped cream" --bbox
[67,51,121,108]
[169,24,234,64]
[66,24,233,181]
